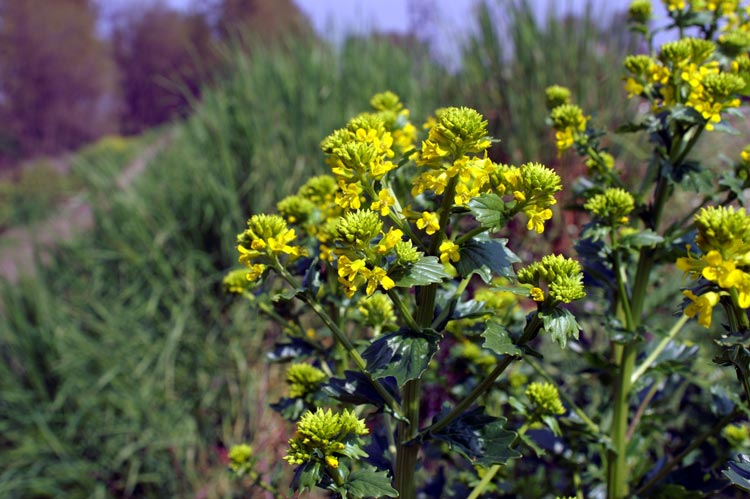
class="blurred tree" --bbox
[216,0,312,44]
[111,3,218,134]
[0,0,118,163]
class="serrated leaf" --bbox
[430,407,521,466]
[724,454,750,492]
[456,238,519,283]
[346,469,398,498]
[468,193,510,230]
[362,330,439,386]
[618,229,664,248]
[539,308,580,349]
[648,340,699,374]
[394,256,451,287]
[292,461,322,492]
[323,370,401,409]
[481,322,522,357]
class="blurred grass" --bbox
[0,5,654,497]
[0,133,153,231]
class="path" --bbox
[0,131,174,282]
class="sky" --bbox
[105,0,667,61]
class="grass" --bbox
[0,5,689,497]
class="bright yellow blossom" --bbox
[417,211,440,235]
[683,290,720,327]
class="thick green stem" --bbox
[607,342,637,499]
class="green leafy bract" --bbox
[539,308,581,349]
[394,256,451,287]
[345,468,399,498]
[468,193,510,230]
[456,238,519,283]
[362,329,440,386]
[481,322,522,357]
[430,408,520,467]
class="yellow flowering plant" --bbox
[226,91,585,498]
[541,1,750,497]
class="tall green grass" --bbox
[460,0,636,164]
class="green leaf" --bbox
[724,454,750,492]
[430,408,520,467]
[456,238,519,283]
[539,308,580,349]
[468,193,510,230]
[293,461,322,492]
[618,229,664,249]
[272,287,304,302]
[346,469,398,498]
[394,256,450,287]
[481,322,522,357]
[362,329,440,386]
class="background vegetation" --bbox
[1,0,721,497]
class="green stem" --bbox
[630,314,690,385]
[607,342,637,499]
[276,266,404,420]
[430,275,472,331]
[386,289,420,332]
[424,313,543,437]
[633,409,739,496]
[455,224,488,245]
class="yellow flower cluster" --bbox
[677,205,750,327]
[549,103,588,154]
[237,214,308,282]
[284,408,368,469]
[624,35,747,130]
[322,92,416,213]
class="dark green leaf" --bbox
[456,238,519,283]
[481,322,522,357]
[669,105,703,125]
[648,340,699,375]
[468,193,510,230]
[430,407,520,467]
[650,484,704,498]
[539,308,580,349]
[346,469,398,498]
[323,371,401,410]
[618,229,664,249]
[394,256,451,287]
[362,330,440,386]
[293,461,322,492]
[615,121,649,134]
[724,454,750,492]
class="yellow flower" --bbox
[336,182,363,210]
[525,206,553,234]
[417,211,440,235]
[376,227,403,254]
[439,240,461,264]
[683,289,720,327]
[361,266,395,295]
[530,287,545,302]
[702,250,742,288]
[337,255,366,282]
[371,189,395,216]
